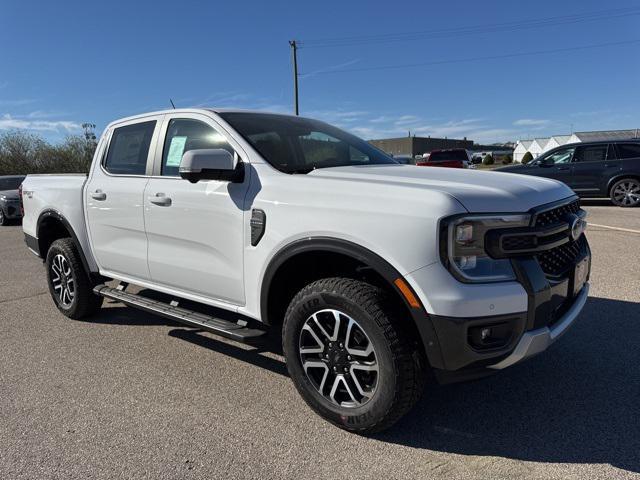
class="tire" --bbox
[0,208,6,226]
[282,277,426,434]
[610,178,640,207]
[45,238,103,319]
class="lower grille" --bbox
[537,235,587,277]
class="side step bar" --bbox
[93,285,267,343]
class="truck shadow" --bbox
[375,296,640,473]
[91,294,639,472]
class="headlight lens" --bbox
[442,214,530,282]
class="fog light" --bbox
[468,322,513,350]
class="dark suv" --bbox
[498,140,640,207]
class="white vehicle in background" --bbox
[21,109,591,433]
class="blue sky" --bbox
[1,0,639,144]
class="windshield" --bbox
[0,177,25,190]
[219,112,397,173]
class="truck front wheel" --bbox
[282,277,426,433]
[45,238,102,319]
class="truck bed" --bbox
[21,174,95,268]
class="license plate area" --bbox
[573,255,590,296]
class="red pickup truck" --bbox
[417,149,470,168]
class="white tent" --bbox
[545,135,572,151]
[529,138,550,158]
[513,140,532,163]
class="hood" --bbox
[0,189,19,200]
[495,164,530,173]
[308,164,573,213]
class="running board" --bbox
[93,285,267,343]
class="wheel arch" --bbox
[260,237,445,369]
[607,174,640,195]
[36,210,92,275]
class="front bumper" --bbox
[1,202,22,219]
[410,234,591,381]
[488,283,588,369]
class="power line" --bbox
[300,7,640,48]
[299,38,640,76]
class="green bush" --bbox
[482,153,494,165]
[502,154,513,164]
[0,130,96,175]
[521,151,534,164]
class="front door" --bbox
[85,117,161,279]
[143,113,249,305]
[530,146,575,185]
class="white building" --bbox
[568,129,640,144]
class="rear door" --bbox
[571,143,616,194]
[143,112,249,305]
[85,116,162,279]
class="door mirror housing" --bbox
[179,149,244,183]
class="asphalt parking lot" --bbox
[1,203,639,480]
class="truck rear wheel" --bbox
[45,238,102,319]
[282,277,426,434]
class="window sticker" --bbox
[166,136,187,167]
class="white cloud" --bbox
[299,59,361,79]
[0,98,37,107]
[513,118,549,126]
[394,115,420,126]
[0,114,81,133]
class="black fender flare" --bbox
[260,237,445,369]
[36,209,93,275]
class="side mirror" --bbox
[539,158,555,167]
[179,149,244,183]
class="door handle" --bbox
[90,190,107,201]
[557,166,570,171]
[149,193,172,207]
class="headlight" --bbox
[441,214,530,282]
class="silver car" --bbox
[0,175,25,225]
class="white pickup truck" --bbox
[21,108,591,433]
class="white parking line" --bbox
[589,223,640,234]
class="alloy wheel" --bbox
[613,180,640,207]
[50,254,75,308]
[299,309,379,408]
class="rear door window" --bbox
[615,143,640,159]
[573,144,608,163]
[104,121,156,175]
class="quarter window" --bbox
[616,143,640,159]
[161,119,234,176]
[104,121,156,175]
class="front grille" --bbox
[502,235,536,251]
[534,199,580,227]
[537,235,586,277]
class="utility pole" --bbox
[289,40,299,115]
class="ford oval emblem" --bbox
[569,214,587,241]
